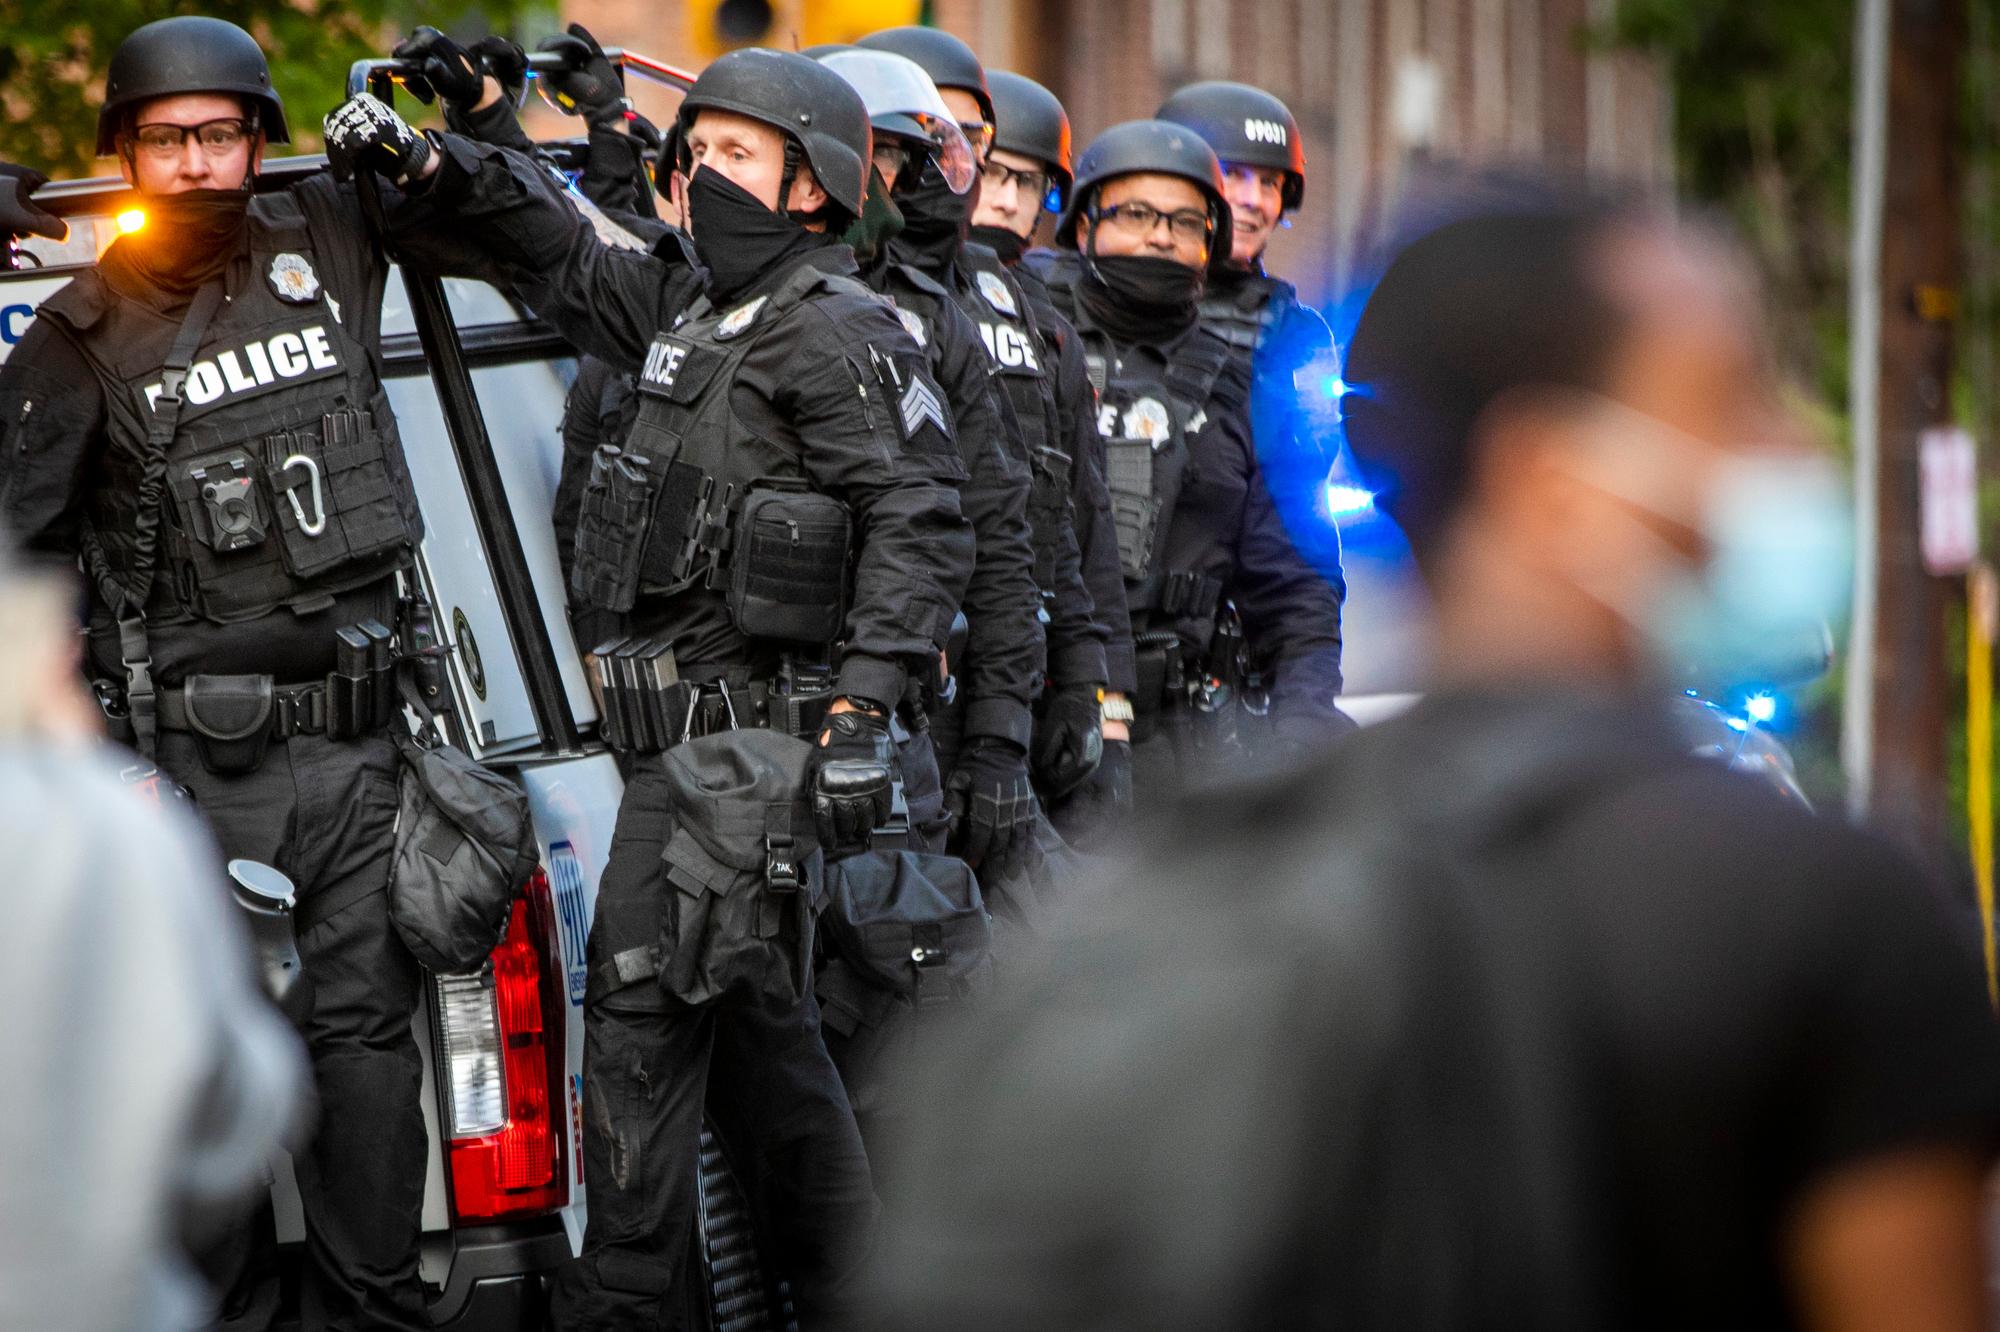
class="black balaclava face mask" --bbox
[842,164,906,267]
[684,164,832,305]
[119,188,251,297]
[1076,198,1208,346]
[887,155,972,271]
[968,223,1028,265]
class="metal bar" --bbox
[341,63,582,755]
[1841,0,1890,817]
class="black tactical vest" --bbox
[953,245,1074,598]
[1045,280,1232,622]
[40,193,420,627]
[1198,270,1289,355]
[570,261,874,624]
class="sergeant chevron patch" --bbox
[898,374,950,440]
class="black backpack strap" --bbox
[109,280,227,759]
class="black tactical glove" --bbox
[391,27,486,110]
[946,738,1040,874]
[1058,737,1132,848]
[537,24,631,127]
[810,708,896,859]
[1032,682,1104,799]
[470,36,530,108]
[322,94,434,186]
[0,164,65,245]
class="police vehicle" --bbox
[0,49,795,1331]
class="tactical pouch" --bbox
[389,732,537,974]
[1026,444,1074,589]
[727,487,851,644]
[819,849,991,1002]
[1103,436,1160,581]
[181,673,275,775]
[264,409,409,582]
[815,848,992,1110]
[569,445,657,613]
[1130,630,1184,744]
[653,729,820,1009]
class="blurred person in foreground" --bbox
[0,558,306,1331]
[863,185,2000,1330]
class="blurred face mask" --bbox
[1562,395,1852,688]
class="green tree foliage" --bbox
[0,1,538,181]
[1604,0,1857,407]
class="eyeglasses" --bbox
[128,118,254,161]
[980,159,1049,201]
[959,120,995,159]
[1094,201,1212,246]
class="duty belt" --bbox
[156,678,336,739]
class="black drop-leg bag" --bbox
[386,694,538,974]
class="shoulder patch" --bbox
[896,306,929,348]
[898,373,950,441]
[716,295,769,340]
[976,268,1018,316]
[268,252,320,304]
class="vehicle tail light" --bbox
[435,867,568,1221]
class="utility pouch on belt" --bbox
[1130,630,1183,745]
[727,487,851,644]
[776,654,837,740]
[182,673,275,775]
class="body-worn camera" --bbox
[192,457,267,552]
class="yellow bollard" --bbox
[1968,564,1996,1007]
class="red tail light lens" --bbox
[436,868,568,1221]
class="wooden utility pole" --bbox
[1851,0,1965,847]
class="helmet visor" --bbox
[819,49,977,194]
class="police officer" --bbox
[336,47,975,1325]
[1156,81,1344,581]
[1025,121,1345,806]
[0,16,577,1328]
[855,29,1125,824]
[965,67,1141,841]
[817,47,1045,872]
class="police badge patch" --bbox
[976,269,1018,316]
[1123,396,1172,447]
[896,306,928,348]
[716,295,769,340]
[268,253,320,304]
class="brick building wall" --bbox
[562,0,1672,311]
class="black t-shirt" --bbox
[865,687,2000,1330]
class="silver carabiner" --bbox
[280,453,327,537]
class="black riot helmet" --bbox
[96,16,289,158]
[987,70,1071,206]
[676,47,872,219]
[1156,80,1305,210]
[1055,119,1232,271]
[854,26,994,147]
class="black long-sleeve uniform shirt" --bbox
[1025,250,1344,723]
[0,139,564,683]
[405,138,975,709]
[864,258,1043,751]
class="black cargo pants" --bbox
[550,760,878,1332]
[162,728,429,1332]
